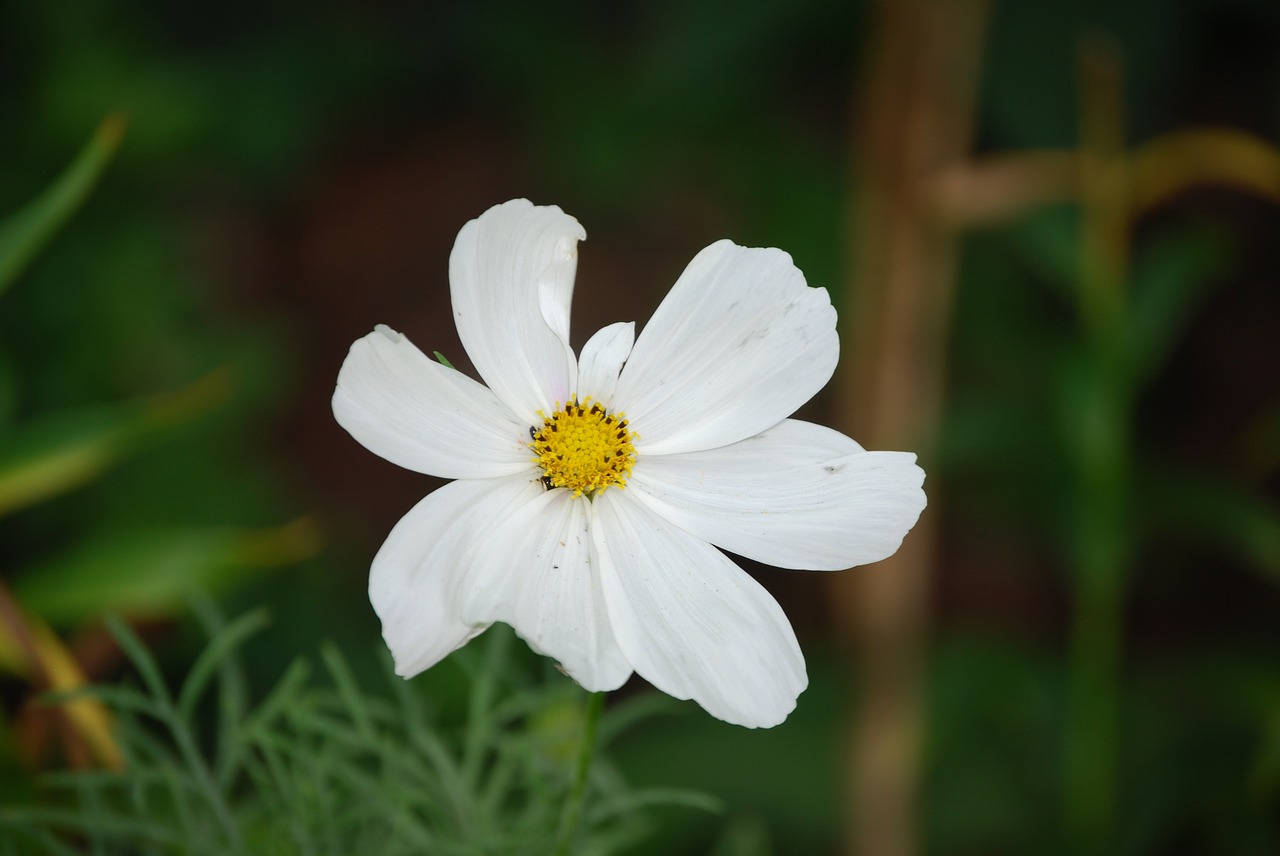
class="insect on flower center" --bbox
[530,398,637,497]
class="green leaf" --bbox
[177,608,271,725]
[590,786,724,821]
[320,643,376,746]
[0,115,127,297]
[240,660,311,739]
[1002,206,1081,302]
[1143,468,1280,584]
[0,371,231,517]
[103,614,173,711]
[1125,230,1224,383]
[13,519,321,625]
[1251,694,1280,800]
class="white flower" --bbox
[333,199,925,728]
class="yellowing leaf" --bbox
[0,370,231,517]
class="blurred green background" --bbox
[2,0,1278,854]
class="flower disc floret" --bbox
[531,398,636,497]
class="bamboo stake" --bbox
[835,2,988,854]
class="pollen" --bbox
[530,398,637,497]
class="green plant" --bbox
[0,604,718,855]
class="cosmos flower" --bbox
[333,199,925,728]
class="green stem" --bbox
[1066,38,1131,851]
[1063,363,1131,853]
[1065,536,1123,851]
[552,691,605,856]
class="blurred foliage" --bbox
[0,370,230,518]
[0,613,713,855]
[0,71,316,829]
[0,0,1277,854]
[0,116,125,297]
[14,519,319,625]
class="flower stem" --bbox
[552,691,605,856]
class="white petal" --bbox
[370,476,544,678]
[630,419,926,570]
[591,490,806,728]
[613,240,838,455]
[333,326,533,479]
[458,489,631,691]
[450,200,584,423]
[576,321,635,407]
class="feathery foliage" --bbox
[0,604,718,855]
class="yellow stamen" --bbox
[530,397,637,497]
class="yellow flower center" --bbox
[530,398,637,497]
